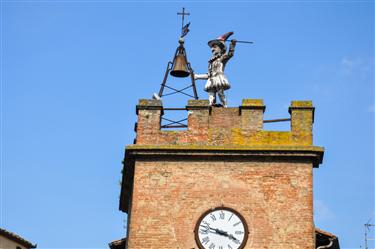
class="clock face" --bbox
[195,207,248,249]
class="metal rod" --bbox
[227,39,254,44]
[187,63,199,99]
[169,84,192,92]
[159,46,179,97]
[364,223,375,249]
[163,85,195,98]
[181,8,184,31]
[159,62,172,97]
[161,125,188,128]
[162,117,188,123]
[161,120,187,125]
[263,118,291,123]
[163,108,187,110]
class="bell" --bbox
[170,54,190,77]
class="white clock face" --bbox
[195,207,248,249]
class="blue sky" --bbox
[1,1,374,248]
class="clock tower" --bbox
[119,98,324,249]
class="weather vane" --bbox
[177,7,191,38]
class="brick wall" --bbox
[127,159,314,249]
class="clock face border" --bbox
[194,206,249,249]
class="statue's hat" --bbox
[208,31,234,51]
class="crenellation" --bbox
[134,98,314,146]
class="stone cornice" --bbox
[125,144,324,167]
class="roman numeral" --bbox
[210,214,216,221]
[209,243,215,249]
[228,213,233,221]
[202,236,210,245]
[228,245,233,249]
[219,211,225,219]
[233,221,241,227]
[235,231,244,235]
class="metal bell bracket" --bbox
[155,38,198,100]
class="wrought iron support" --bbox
[156,42,199,100]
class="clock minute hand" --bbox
[213,228,240,242]
[228,233,240,243]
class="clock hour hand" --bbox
[214,228,229,236]
[212,228,240,242]
[215,229,240,243]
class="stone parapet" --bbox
[135,99,316,147]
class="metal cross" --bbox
[177,7,190,30]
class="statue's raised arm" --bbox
[222,39,237,64]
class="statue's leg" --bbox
[208,91,216,106]
[218,89,227,107]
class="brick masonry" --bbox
[120,99,323,249]
[134,99,314,146]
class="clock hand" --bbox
[200,225,214,230]
[214,228,229,236]
[213,229,242,245]
[200,225,240,242]
[200,225,230,237]
[228,233,240,243]
[207,227,231,237]
[211,228,240,242]
[199,225,219,234]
